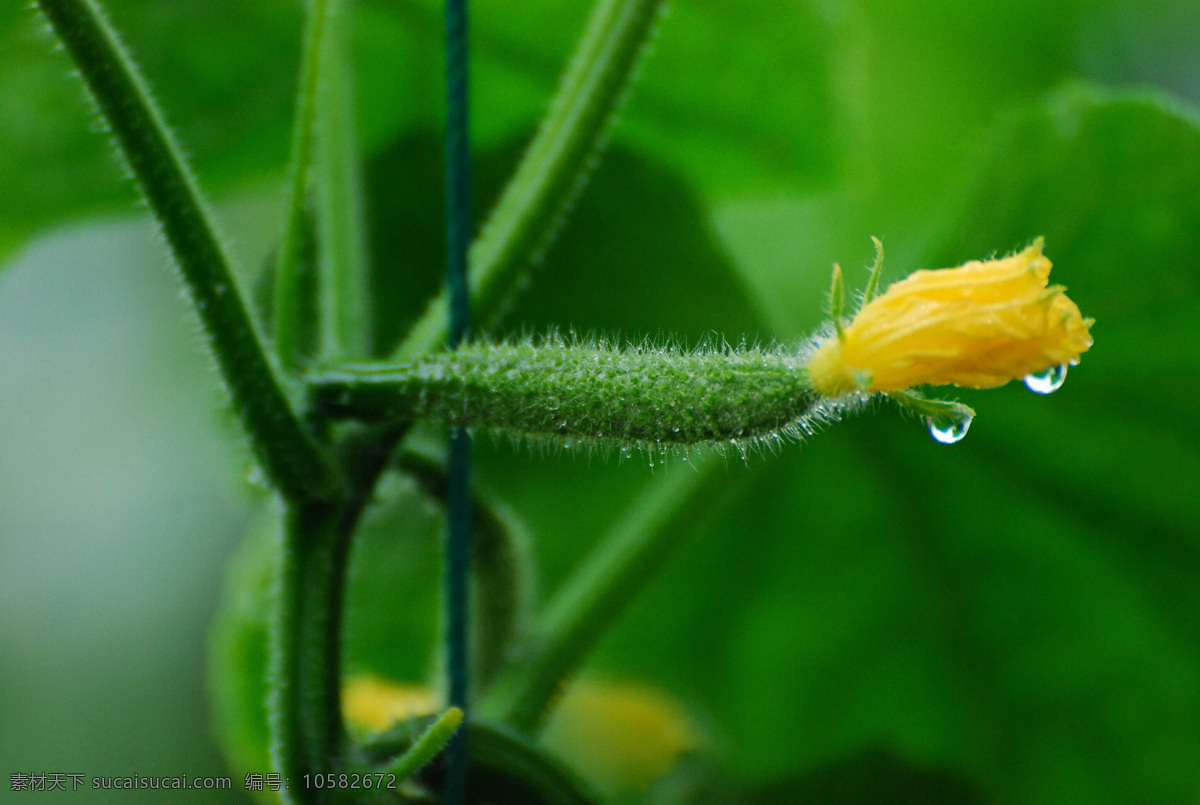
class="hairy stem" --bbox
[362,718,597,804]
[394,0,667,360]
[379,707,463,783]
[271,501,349,804]
[270,425,409,804]
[275,0,331,369]
[37,0,339,501]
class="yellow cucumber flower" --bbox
[342,675,439,733]
[342,674,699,795]
[807,239,1093,395]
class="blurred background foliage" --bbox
[3,0,1200,801]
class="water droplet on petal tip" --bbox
[1024,363,1068,394]
[927,414,972,445]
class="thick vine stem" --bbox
[270,425,409,805]
[394,0,668,361]
[270,500,349,805]
[36,0,340,501]
[310,338,863,454]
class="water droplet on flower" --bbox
[1023,363,1068,394]
[926,413,972,445]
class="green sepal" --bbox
[887,388,976,428]
[862,236,885,304]
[828,262,846,339]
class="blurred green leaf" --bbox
[357,0,846,195]
[364,129,766,354]
[208,507,278,788]
[615,0,845,195]
[743,745,985,805]
[6,0,844,269]
[3,1,303,261]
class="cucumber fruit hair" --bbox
[309,332,869,457]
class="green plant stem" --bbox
[275,0,330,369]
[37,0,339,502]
[315,0,371,362]
[394,0,667,361]
[361,718,597,804]
[270,425,406,804]
[271,500,348,804]
[379,707,464,782]
[479,461,723,733]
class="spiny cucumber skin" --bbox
[311,339,868,453]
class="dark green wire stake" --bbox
[444,0,472,802]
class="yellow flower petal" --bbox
[808,239,1093,394]
[342,675,438,734]
[540,677,698,795]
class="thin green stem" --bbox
[275,0,330,369]
[479,461,723,733]
[379,707,464,782]
[316,0,371,362]
[361,718,597,804]
[394,0,667,361]
[37,0,339,502]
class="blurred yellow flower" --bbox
[342,675,438,734]
[807,238,1093,394]
[341,674,697,794]
[540,677,698,795]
